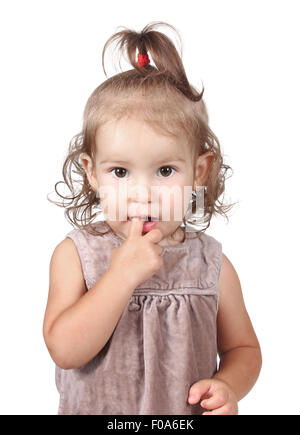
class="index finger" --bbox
[127,217,144,239]
[200,391,227,411]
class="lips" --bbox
[128,216,159,222]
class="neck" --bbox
[158,226,186,246]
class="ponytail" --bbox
[102,21,204,101]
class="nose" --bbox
[127,178,152,204]
[126,178,158,218]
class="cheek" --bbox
[97,179,116,218]
[98,180,130,221]
[157,185,187,221]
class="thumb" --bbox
[188,379,212,405]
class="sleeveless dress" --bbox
[55,221,222,415]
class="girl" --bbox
[43,21,262,415]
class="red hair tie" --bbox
[137,53,150,67]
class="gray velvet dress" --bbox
[55,221,222,415]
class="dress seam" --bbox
[132,286,218,296]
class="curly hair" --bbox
[48,21,237,237]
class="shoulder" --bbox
[198,231,222,269]
[196,231,222,253]
[218,253,245,316]
[65,221,113,249]
[59,223,115,290]
[198,231,222,251]
[44,237,87,340]
[219,253,241,292]
[217,253,261,353]
[50,236,82,275]
[191,232,223,288]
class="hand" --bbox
[108,218,164,288]
[188,378,238,415]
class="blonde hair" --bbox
[48,21,236,236]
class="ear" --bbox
[80,153,98,192]
[193,151,214,190]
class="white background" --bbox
[0,0,299,415]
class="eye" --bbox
[158,166,175,177]
[110,167,128,178]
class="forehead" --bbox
[95,118,189,162]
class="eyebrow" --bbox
[99,157,186,165]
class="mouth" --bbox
[127,216,159,222]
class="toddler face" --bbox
[83,117,199,244]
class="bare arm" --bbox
[212,253,262,401]
[43,238,136,370]
[188,253,262,414]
